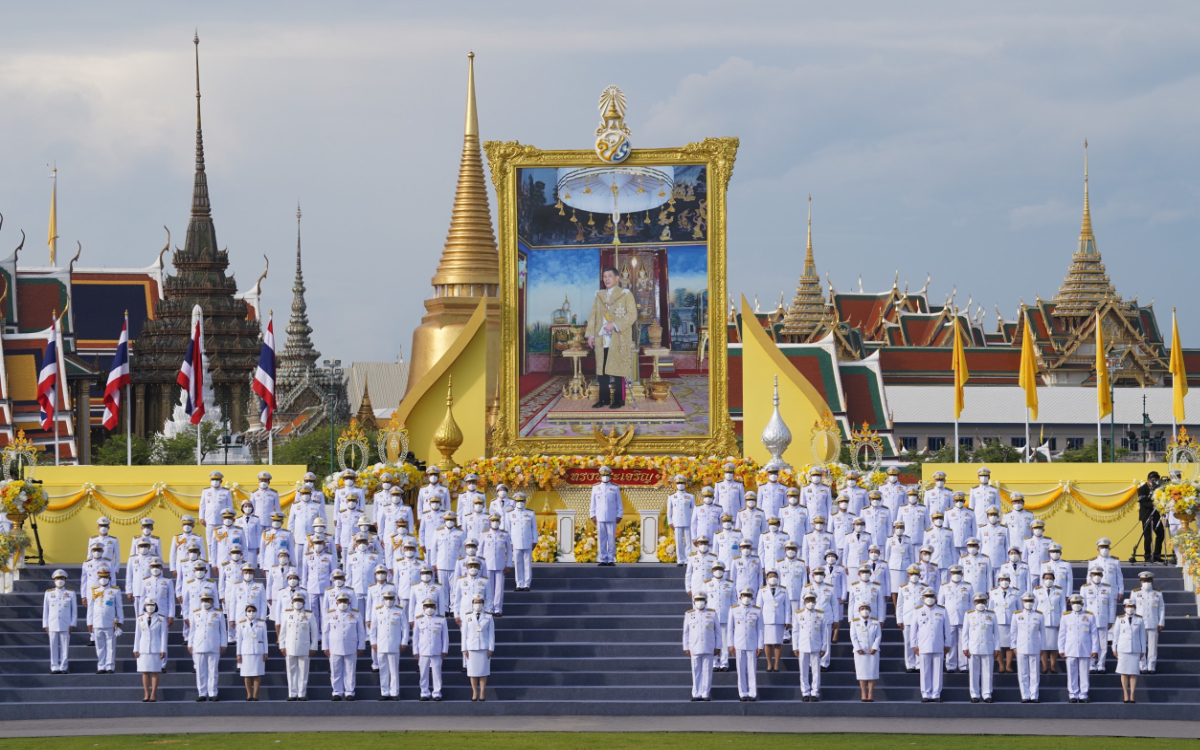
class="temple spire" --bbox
[1079,139,1095,255]
[191,32,210,219]
[1053,140,1118,319]
[780,194,830,341]
[277,203,321,390]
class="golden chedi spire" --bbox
[433,375,463,470]
[780,195,832,341]
[355,373,378,431]
[1052,140,1120,320]
[406,52,502,397]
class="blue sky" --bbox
[1,2,1198,362]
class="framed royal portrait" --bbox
[483,138,740,457]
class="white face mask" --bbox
[303,481,314,490]
[223,519,233,527]
[288,579,299,588]
[141,528,152,536]
[870,499,881,507]
[425,607,437,616]
[472,602,484,612]
[1023,601,1034,610]
[243,572,254,582]
[935,481,945,488]
[813,575,825,584]
[838,503,848,512]
[601,476,611,483]
[497,490,507,499]
[1125,607,1136,616]
[357,544,368,553]
[805,601,815,610]
[694,600,707,610]
[746,500,756,508]
[951,574,963,583]
[979,477,989,485]
[954,502,965,510]
[676,484,686,491]
[814,523,824,531]
[405,549,416,558]
[699,544,710,553]
[1009,554,1020,563]
[908,496,918,505]
[740,548,750,557]
[231,552,242,561]
[1071,603,1083,612]
[1033,528,1043,537]
[334,579,345,588]
[429,476,439,485]
[247,609,258,620]
[468,568,479,577]
[921,553,931,561]
[146,605,157,614]
[272,521,283,529]
[973,602,985,612]
[314,544,325,552]
[467,484,477,492]
[924,598,936,607]
[854,525,865,534]
[444,520,455,529]
[786,550,797,559]
[475,504,485,513]
[151,568,162,577]
[725,473,734,481]
[347,501,357,509]
[182,525,193,533]
[860,608,871,617]
[92,551,102,560]
[767,578,778,588]
[859,573,870,581]
[934,519,944,527]
[490,521,501,529]
[259,482,269,490]
[742,597,753,606]
[769,525,780,533]
[968,547,979,556]
[1141,582,1152,590]
[1099,548,1110,557]
[99,578,111,586]
[293,601,304,611]
[201,601,212,610]
[768,475,778,484]
[1050,552,1061,560]
[54,578,65,588]
[345,480,356,488]
[430,504,441,513]
[1013,504,1024,512]
[810,476,820,485]
[722,521,732,530]
[376,573,388,582]
[516,502,526,510]
[703,496,714,505]
[211,480,221,488]
[788,497,799,506]
[421,574,432,583]
[713,569,724,579]
[338,602,349,611]
[1091,575,1103,585]
[1043,578,1055,588]
[888,476,898,484]
[909,574,920,583]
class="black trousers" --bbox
[597,347,624,404]
[1139,504,1164,560]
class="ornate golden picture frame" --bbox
[483,138,740,457]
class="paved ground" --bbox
[0,716,1196,739]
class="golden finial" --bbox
[433,375,463,470]
[464,52,478,138]
[1079,138,1095,250]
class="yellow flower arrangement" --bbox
[1154,481,1200,519]
[615,520,641,564]
[574,521,598,563]
[0,529,30,573]
[461,455,763,493]
[1173,530,1199,581]
[657,533,677,563]
[1,480,49,516]
[533,518,559,563]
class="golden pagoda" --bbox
[354,374,378,431]
[780,196,832,341]
[1052,141,1120,321]
[405,52,501,399]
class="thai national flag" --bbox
[252,316,276,430]
[177,318,205,425]
[102,317,131,430]
[36,317,58,430]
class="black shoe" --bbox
[702,697,710,702]
[1032,699,1040,703]
[1081,698,1089,703]
[921,698,931,703]
[801,695,809,702]
[299,697,307,701]
[609,401,625,410]
[196,696,206,702]
[461,667,468,673]
[906,668,917,674]
[332,695,342,701]
[1021,699,1030,704]
[811,695,819,702]
[693,697,702,702]
[749,697,757,702]
[1069,698,1078,703]
[433,696,442,701]
[984,697,993,703]
[96,669,105,674]
[371,666,379,672]
[420,696,429,701]
[591,400,610,409]
[380,697,389,702]
[288,697,297,701]
[971,697,980,703]
[345,694,355,701]
[934,698,942,703]
[210,696,219,702]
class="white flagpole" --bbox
[196,310,203,466]
[125,311,131,467]
[1097,408,1103,464]
[1025,409,1030,464]
[268,314,274,466]
[954,420,959,463]
[52,314,60,466]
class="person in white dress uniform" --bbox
[279,592,319,700]
[758,468,788,521]
[912,591,950,702]
[323,592,366,700]
[1033,571,1064,675]
[726,589,763,701]
[792,592,827,701]
[417,466,451,516]
[682,592,722,701]
[589,466,623,565]
[412,599,450,700]
[1058,594,1100,703]
[1131,571,1165,673]
[756,573,791,672]
[87,570,124,673]
[714,463,746,520]
[1080,568,1117,674]
[961,593,998,702]
[188,593,227,701]
[989,573,1020,674]
[1112,599,1147,703]
[969,466,1001,527]
[462,595,496,700]
[1012,593,1044,702]
[43,570,76,674]
[666,475,695,567]
[133,601,168,701]
[850,602,881,701]
[704,563,736,672]
[371,591,410,700]
[507,494,538,591]
[237,604,268,700]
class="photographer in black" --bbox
[1136,471,1165,563]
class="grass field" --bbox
[0,734,1195,749]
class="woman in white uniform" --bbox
[1112,598,1147,703]
[462,594,496,701]
[850,602,881,701]
[237,604,268,700]
[133,601,168,702]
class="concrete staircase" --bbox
[0,562,1195,719]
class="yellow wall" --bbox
[923,463,1158,561]
[26,465,306,564]
[740,296,832,470]
[395,299,488,467]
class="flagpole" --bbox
[1025,409,1030,464]
[196,310,202,466]
[53,315,59,467]
[268,312,274,466]
[125,312,132,467]
[954,419,959,464]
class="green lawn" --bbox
[0,735,1195,750]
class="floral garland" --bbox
[1174,530,1199,583]
[615,520,641,564]
[460,455,763,493]
[1,481,49,516]
[574,521,598,563]
[0,529,31,573]
[656,533,677,563]
[322,462,424,502]
[1154,481,1200,519]
[533,519,559,563]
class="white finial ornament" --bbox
[595,86,631,164]
[761,375,793,471]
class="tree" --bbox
[150,422,221,465]
[274,426,339,476]
[971,439,1023,464]
[92,434,154,465]
[1059,443,1131,463]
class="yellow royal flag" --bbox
[1018,318,1039,421]
[1171,308,1188,423]
[1096,312,1112,420]
[952,316,969,419]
